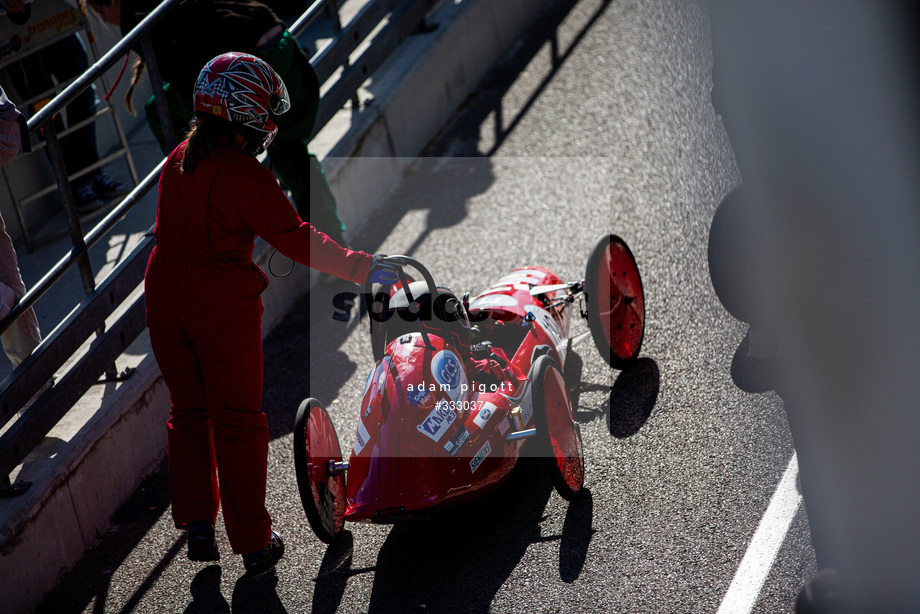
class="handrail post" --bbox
[324,0,360,110]
[44,123,117,380]
[43,124,96,297]
[140,34,178,151]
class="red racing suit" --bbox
[145,140,371,554]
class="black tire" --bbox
[531,356,586,500]
[584,234,645,369]
[293,398,346,544]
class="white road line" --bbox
[717,453,802,614]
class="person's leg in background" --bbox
[0,211,41,368]
[270,133,347,245]
[259,30,348,245]
[40,35,128,211]
[308,152,347,245]
[710,2,920,609]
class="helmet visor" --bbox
[269,80,291,116]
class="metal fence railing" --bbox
[0,1,142,253]
[0,0,437,496]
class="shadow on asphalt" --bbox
[183,565,229,613]
[230,569,286,613]
[608,357,660,439]
[310,531,376,614]
[428,0,614,159]
[566,350,660,439]
[35,461,178,613]
[307,460,593,613]
[560,489,595,583]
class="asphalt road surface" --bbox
[38,0,816,612]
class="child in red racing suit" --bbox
[145,53,394,574]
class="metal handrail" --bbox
[0,161,164,339]
[291,0,336,37]
[0,0,436,491]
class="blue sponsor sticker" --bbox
[407,387,433,407]
[443,427,471,457]
[417,401,456,442]
[433,350,462,390]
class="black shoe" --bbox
[187,521,220,562]
[241,531,284,575]
[92,173,130,200]
[73,181,102,213]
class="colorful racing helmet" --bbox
[193,52,291,155]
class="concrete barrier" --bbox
[0,0,547,611]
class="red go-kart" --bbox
[293,234,645,543]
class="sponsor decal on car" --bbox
[353,420,371,456]
[521,393,533,426]
[431,350,467,402]
[443,427,471,457]
[499,417,510,436]
[407,387,434,408]
[362,357,394,418]
[524,305,565,353]
[473,402,496,429]
[417,400,456,442]
[470,440,492,474]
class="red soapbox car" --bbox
[293,234,645,543]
